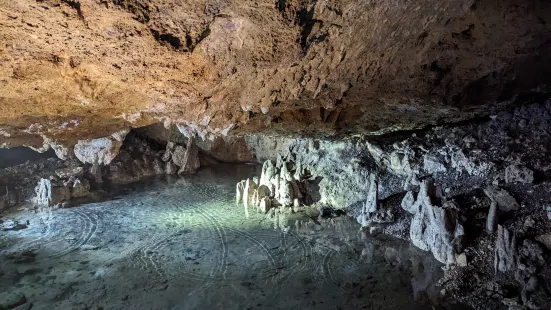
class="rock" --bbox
[259,160,276,187]
[161,142,175,162]
[0,291,26,309]
[33,178,52,206]
[505,165,534,184]
[259,197,271,213]
[455,253,467,267]
[423,154,446,174]
[357,176,379,226]
[174,136,200,174]
[408,180,464,265]
[400,191,417,214]
[278,179,294,207]
[534,233,551,250]
[486,200,498,234]
[55,166,84,179]
[90,163,103,184]
[495,225,516,273]
[71,179,90,198]
[484,186,520,212]
[243,178,257,208]
[236,181,245,204]
[165,161,177,174]
[74,134,126,165]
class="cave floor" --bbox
[1,165,456,309]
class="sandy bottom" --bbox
[1,164,452,310]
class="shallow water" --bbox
[1,164,452,309]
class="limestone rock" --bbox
[495,225,516,273]
[259,160,276,187]
[505,165,534,184]
[408,180,464,265]
[243,178,257,208]
[484,186,520,212]
[236,181,245,204]
[401,191,417,214]
[55,167,84,179]
[278,179,294,207]
[74,136,124,165]
[175,136,200,174]
[423,154,446,174]
[71,179,90,198]
[259,197,272,213]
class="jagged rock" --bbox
[259,197,271,213]
[423,154,446,174]
[293,162,305,181]
[495,225,516,273]
[90,163,103,184]
[401,191,417,214]
[408,180,464,265]
[278,179,294,207]
[74,132,127,165]
[505,164,534,184]
[484,186,520,212]
[486,200,498,234]
[455,253,467,267]
[243,178,257,208]
[178,136,200,174]
[0,291,26,309]
[357,176,379,226]
[259,160,276,187]
[236,181,245,204]
[50,143,72,160]
[165,161,177,174]
[33,178,52,206]
[161,142,175,162]
[55,167,84,179]
[152,158,165,174]
[171,146,187,167]
[71,179,90,198]
[280,162,293,182]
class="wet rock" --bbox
[236,181,245,204]
[486,200,498,234]
[243,178,257,208]
[357,176,379,226]
[90,163,103,184]
[484,186,520,212]
[0,291,26,309]
[278,179,294,207]
[165,161,177,175]
[400,191,417,214]
[495,225,516,273]
[505,165,534,184]
[171,145,187,167]
[161,142,175,162]
[259,160,276,187]
[259,197,271,213]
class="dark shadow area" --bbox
[0,147,56,169]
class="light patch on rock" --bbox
[74,136,124,165]
[423,154,446,174]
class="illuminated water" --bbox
[0,164,451,309]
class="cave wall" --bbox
[1,0,551,148]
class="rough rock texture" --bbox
[2,0,551,147]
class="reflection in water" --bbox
[0,164,456,309]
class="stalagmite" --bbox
[34,178,52,206]
[259,160,276,187]
[407,180,465,265]
[495,225,516,273]
[486,200,498,234]
[260,197,271,213]
[243,178,257,209]
[236,181,245,204]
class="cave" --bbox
[1,1,551,309]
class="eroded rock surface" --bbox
[2,0,551,147]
